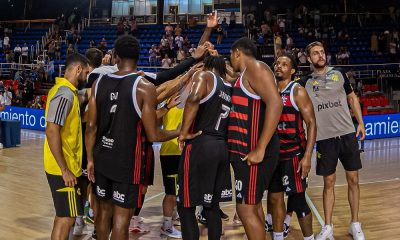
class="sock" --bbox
[284,214,292,226]
[132,215,141,224]
[304,235,315,240]
[163,216,173,229]
[273,232,284,240]
[75,216,84,225]
[266,213,272,224]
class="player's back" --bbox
[191,71,232,139]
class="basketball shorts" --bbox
[160,155,180,195]
[230,134,280,205]
[268,154,308,195]
[177,135,232,208]
[143,142,155,186]
[93,170,143,209]
[46,173,84,217]
[316,132,362,176]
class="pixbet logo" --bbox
[317,100,342,112]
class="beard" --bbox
[77,79,86,90]
[275,75,284,81]
[313,60,326,69]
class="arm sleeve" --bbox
[152,57,196,86]
[338,68,353,95]
[46,87,74,126]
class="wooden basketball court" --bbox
[0,130,399,239]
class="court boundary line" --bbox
[310,178,399,188]
[305,193,324,226]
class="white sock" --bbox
[163,216,173,229]
[266,213,273,224]
[284,214,292,226]
[75,216,83,225]
[273,232,284,240]
[304,235,315,240]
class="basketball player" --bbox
[303,41,365,240]
[177,55,232,240]
[85,35,180,240]
[267,53,316,240]
[44,53,90,240]
[227,37,282,240]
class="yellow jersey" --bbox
[160,107,183,156]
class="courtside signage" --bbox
[0,106,45,131]
[1,107,400,139]
[363,113,400,140]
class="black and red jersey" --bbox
[93,73,146,184]
[278,81,306,160]
[190,71,232,139]
[227,74,266,157]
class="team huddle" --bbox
[43,12,366,240]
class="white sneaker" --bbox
[129,221,150,233]
[160,226,182,238]
[316,224,334,240]
[72,221,85,236]
[172,210,181,226]
[349,222,365,240]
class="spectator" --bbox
[161,54,172,68]
[261,21,271,37]
[175,24,182,36]
[149,45,158,66]
[3,86,12,106]
[286,33,294,50]
[326,51,332,65]
[176,47,186,63]
[216,25,224,44]
[0,38,3,50]
[14,44,22,63]
[336,47,350,65]
[230,11,236,28]
[89,40,96,48]
[189,44,196,57]
[99,37,107,54]
[66,44,75,57]
[3,34,10,49]
[389,38,397,62]
[48,40,56,60]
[175,34,184,49]
[182,36,191,52]
[346,69,357,89]
[117,20,125,36]
[21,43,29,64]
[297,48,307,65]
[129,17,138,35]
[30,95,43,109]
[278,18,286,33]
[275,32,282,50]
[55,40,61,60]
[165,22,173,37]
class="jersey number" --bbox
[215,104,230,131]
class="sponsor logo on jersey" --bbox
[317,100,342,112]
[219,90,231,102]
[113,191,125,203]
[237,193,242,199]
[277,122,287,131]
[96,186,106,197]
[101,136,114,148]
[221,189,232,199]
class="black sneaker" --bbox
[283,223,290,238]
[197,209,207,225]
[91,228,97,239]
[220,209,229,221]
[265,220,273,232]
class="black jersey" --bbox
[227,73,267,157]
[93,73,146,184]
[278,81,306,160]
[190,71,232,139]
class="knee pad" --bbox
[287,192,311,218]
